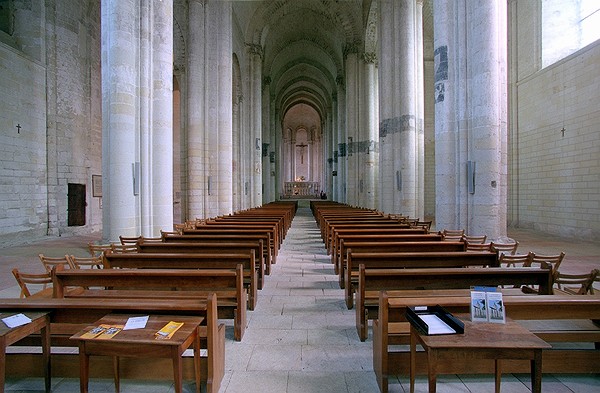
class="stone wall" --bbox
[0,43,47,245]
[0,1,101,246]
[513,39,600,239]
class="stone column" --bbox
[336,76,347,203]
[186,0,233,218]
[362,52,379,209]
[262,76,272,204]
[330,93,338,200]
[148,0,173,235]
[248,44,263,207]
[378,0,423,217]
[101,0,173,240]
[102,0,138,241]
[434,0,508,239]
[345,49,359,205]
[186,0,206,218]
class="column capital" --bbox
[363,52,378,64]
[246,43,264,58]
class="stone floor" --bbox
[2,203,600,392]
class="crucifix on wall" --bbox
[296,142,308,164]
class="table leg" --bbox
[410,329,416,393]
[1,338,6,393]
[427,350,437,393]
[494,359,502,393]
[113,356,120,393]
[78,342,89,393]
[41,320,51,393]
[531,350,543,393]
[172,347,183,393]
[193,331,202,393]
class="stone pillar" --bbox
[362,52,379,209]
[330,93,338,200]
[262,76,272,204]
[434,0,507,239]
[186,0,233,219]
[101,0,173,241]
[345,49,360,205]
[186,0,206,219]
[148,0,173,235]
[336,76,347,203]
[378,0,422,217]
[248,44,263,207]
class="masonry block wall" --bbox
[0,2,101,246]
[0,44,47,246]
[512,1,600,240]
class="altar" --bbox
[284,181,319,198]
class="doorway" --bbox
[68,183,86,226]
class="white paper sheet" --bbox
[2,313,32,329]
[418,314,456,334]
[123,315,149,330]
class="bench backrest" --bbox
[52,264,245,298]
[336,240,467,273]
[361,266,552,295]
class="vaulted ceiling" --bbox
[233,0,433,128]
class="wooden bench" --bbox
[163,233,273,274]
[136,240,266,290]
[51,265,248,341]
[335,239,467,279]
[355,265,553,341]
[329,228,431,257]
[186,224,280,253]
[325,224,423,254]
[330,234,444,273]
[103,249,258,310]
[205,218,286,246]
[0,294,225,393]
[345,251,500,308]
[373,292,600,393]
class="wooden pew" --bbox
[136,240,265,290]
[0,294,225,393]
[103,250,258,310]
[206,217,286,246]
[331,234,444,273]
[355,265,553,341]
[329,228,430,258]
[335,239,467,280]
[162,233,273,274]
[373,292,600,393]
[178,229,278,267]
[345,251,500,308]
[187,224,280,252]
[325,224,421,253]
[52,265,248,341]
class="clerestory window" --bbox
[543,0,600,67]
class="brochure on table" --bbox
[470,286,506,324]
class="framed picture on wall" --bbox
[92,175,102,197]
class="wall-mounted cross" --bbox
[16,124,21,134]
[296,143,308,164]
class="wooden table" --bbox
[71,314,204,393]
[0,311,51,393]
[409,315,551,393]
